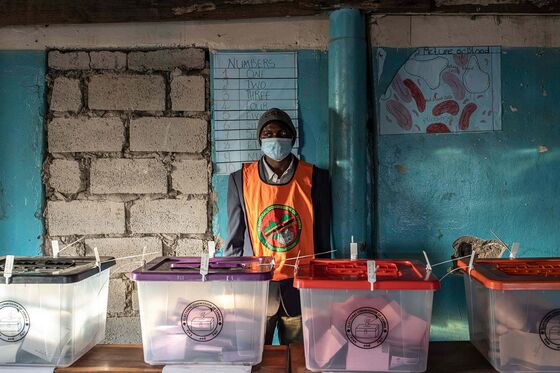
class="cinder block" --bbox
[128,48,205,71]
[45,239,82,257]
[176,239,204,256]
[88,74,165,111]
[90,158,167,194]
[172,159,208,195]
[47,200,125,236]
[130,198,207,234]
[108,278,127,314]
[130,117,207,153]
[48,51,90,70]
[103,317,142,344]
[51,77,82,112]
[90,51,127,70]
[132,285,140,312]
[84,237,162,276]
[171,75,205,112]
[49,159,81,194]
[48,117,124,153]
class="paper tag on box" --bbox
[51,240,60,258]
[367,260,377,290]
[3,255,14,284]
[200,253,209,279]
[208,241,216,258]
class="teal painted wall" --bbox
[0,51,46,256]
[212,50,329,247]
[373,48,560,340]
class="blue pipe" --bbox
[0,52,46,256]
[328,9,368,258]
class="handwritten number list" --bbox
[212,52,298,175]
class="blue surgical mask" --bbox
[261,138,293,161]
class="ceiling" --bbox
[1,0,559,27]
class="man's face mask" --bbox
[261,138,293,161]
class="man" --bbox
[223,108,331,345]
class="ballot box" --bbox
[0,256,115,367]
[294,259,440,372]
[132,256,273,367]
[459,258,560,373]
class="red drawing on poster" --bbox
[459,103,478,130]
[378,46,501,135]
[403,79,426,113]
[432,100,460,116]
[426,123,451,133]
[386,100,412,131]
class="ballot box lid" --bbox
[293,259,440,290]
[0,256,116,284]
[458,258,560,290]
[131,256,274,282]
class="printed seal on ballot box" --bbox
[345,307,389,349]
[0,301,30,342]
[539,309,560,351]
[181,300,223,342]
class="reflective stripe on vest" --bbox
[243,160,315,281]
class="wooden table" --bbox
[56,344,288,373]
[289,342,498,373]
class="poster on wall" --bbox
[378,46,501,135]
[211,52,298,175]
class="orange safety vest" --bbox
[243,160,315,281]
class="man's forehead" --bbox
[262,121,290,131]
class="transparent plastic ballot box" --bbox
[0,255,115,367]
[458,257,560,373]
[131,256,274,366]
[294,259,440,372]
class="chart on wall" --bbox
[211,52,299,175]
[377,46,501,135]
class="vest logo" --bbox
[539,309,560,351]
[345,307,389,349]
[257,204,302,252]
[181,300,223,342]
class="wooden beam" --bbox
[1,0,559,27]
[0,0,429,27]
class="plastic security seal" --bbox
[208,241,216,258]
[422,250,432,272]
[367,260,377,290]
[93,247,101,272]
[52,240,60,258]
[350,236,358,260]
[200,252,210,280]
[3,255,14,285]
[510,242,519,259]
[468,250,476,275]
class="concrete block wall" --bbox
[43,48,211,343]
